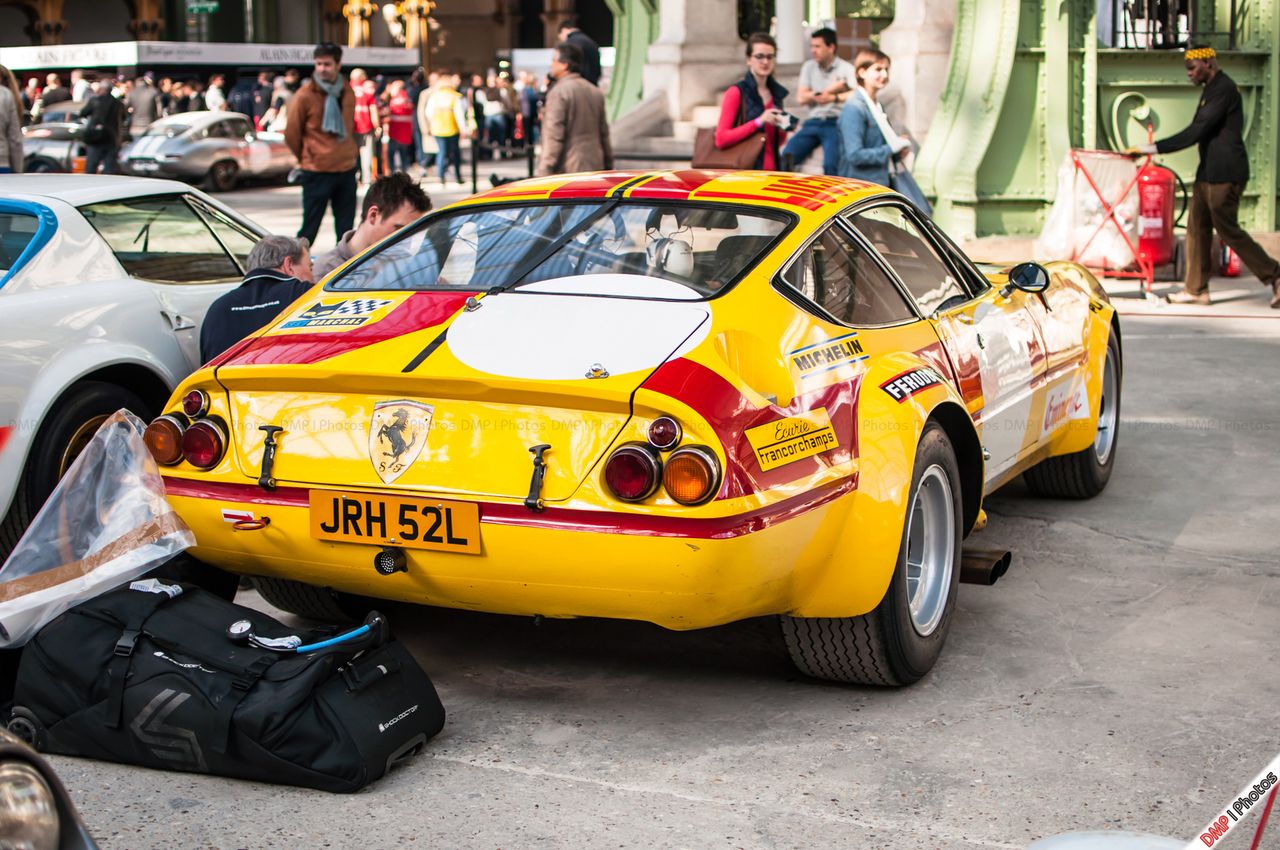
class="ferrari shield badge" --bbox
[369,400,434,484]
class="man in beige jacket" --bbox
[536,43,613,177]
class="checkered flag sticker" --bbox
[330,298,393,316]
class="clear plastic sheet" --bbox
[0,410,195,647]
[1035,151,1140,271]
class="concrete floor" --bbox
[46,183,1280,849]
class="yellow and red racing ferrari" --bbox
[145,171,1121,685]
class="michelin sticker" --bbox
[280,298,394,330]
[789,332,869,379]
[745,408,839,471]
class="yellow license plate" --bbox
[309,491,481,554]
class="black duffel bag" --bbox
[6,579,444,792]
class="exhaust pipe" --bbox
[960,547,1012,586]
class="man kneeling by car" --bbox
[311,172,432,280]
[200,235,316,363]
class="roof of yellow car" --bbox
[460,170,893,213]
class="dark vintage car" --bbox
[0,726,99,849]
[119,111,296,192]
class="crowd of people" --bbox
[0,15,606,181]
[711,28,928,210]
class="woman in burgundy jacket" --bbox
[714,33,790,170]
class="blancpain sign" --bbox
[0,41,417,71]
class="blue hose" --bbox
[294,624,371,653]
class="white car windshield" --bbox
[327,202,791,299]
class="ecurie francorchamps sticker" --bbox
[745,408,839,471]
[369,400,435,484]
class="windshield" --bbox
[144,123,191,138]
[327,202,791,299]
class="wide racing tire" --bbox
[252,576,372,623]
[780,422,963,686]
[1023,332,1121,499]
[0,382,148,562]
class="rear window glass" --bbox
[328,202,791,299]
[143,123,191,138]
[80,195,243,284]
[0,213,40,275]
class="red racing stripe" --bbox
[221,291,475,368]
[624,170,721,200]
[162,473,858,540]
[641,358,858,500]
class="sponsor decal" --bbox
[745,407,839,472]
[221,508,256,524]
[1188,753,1279,848]
[789,332,869,378]
[1040,382,1090,439]
[369,400,434,484]
[378,703,419,733]
[279,298,394,330]
[129,688,208,773]
[880,368,943,402]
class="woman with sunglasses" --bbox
[713,33,790,170]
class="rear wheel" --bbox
[205,160,239,192]
[1023,332,1121,499]
[0,382,148,561]
[781,423,962,685]
[251,576,373,623]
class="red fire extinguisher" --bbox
[1137,161,1177,267]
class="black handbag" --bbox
[6,579,444,793]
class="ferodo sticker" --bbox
[278,298,395,331]
[745,407,839,471]
[789,332,869,379]
[881,368,942,402]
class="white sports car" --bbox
[0,175,269,558]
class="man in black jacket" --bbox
[199,235,316,363]
[557,18,601,86]
[1130,45,1280,307]
[79,80,125,174]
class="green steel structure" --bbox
[915,0,1280,241]
[605,0,661,121]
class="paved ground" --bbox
[46,183,1280,849]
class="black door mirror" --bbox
[1004,261,1050,295]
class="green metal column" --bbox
[604,0,661,122]
[919,0,1280,240]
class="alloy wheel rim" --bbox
[905,464,955,637]
[59,414,109,478]
[1093,347,1118,464]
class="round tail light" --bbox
[603,444,662,502]
[181,388,210,418]
[143,415,186,465]
[182,419,227,470]
[647,416,682,451]
[663,446,720,505]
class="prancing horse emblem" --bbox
[369,400,434,484]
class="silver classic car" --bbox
[119,111,296,192]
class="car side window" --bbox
[188,198,259,272]
[205,121,231,139]
[80,195,243,284]
[226,117,253,139]
[778,224,915,326]
[0,212,39,275]
[850,205,968,314]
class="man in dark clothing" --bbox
[557,19,601,86]
[125,76,161,140]
[39,73,71,109]
[79,81,125,174]
[1130,45,1280,307]
[199,235,316,363]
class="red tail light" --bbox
[603,444,662,502]
[647,416,682,451]
[182,419,227,470]
[181,389,210,418]
[662,446,720,505]
[143,415,186,466]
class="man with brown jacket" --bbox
[535,42,613,177]
[285,43,359,245]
